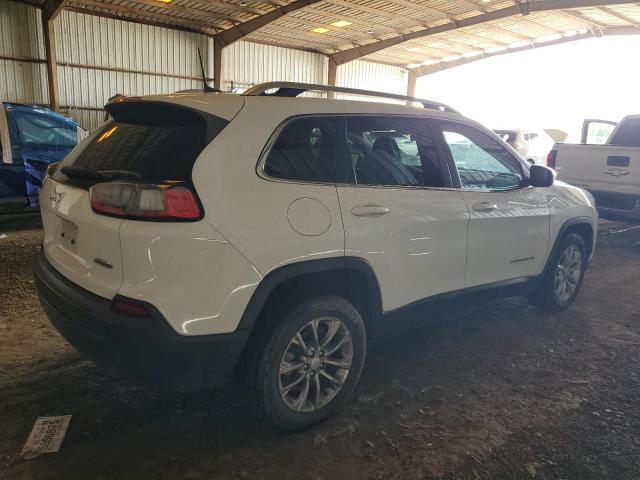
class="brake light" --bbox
[112,296,151,318]
[90,182,202,221]
[546,149,558,169]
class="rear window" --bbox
[609,117,640,147]
[53,102,228,188]
[263,116,337,183]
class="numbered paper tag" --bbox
[21,416,72,459]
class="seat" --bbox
[367,136,418,186]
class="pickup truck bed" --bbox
[551,116,640,219]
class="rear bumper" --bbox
[34,250,251,391]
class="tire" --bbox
[253,295,366,431]
[528,232,587,311]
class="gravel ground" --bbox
[1,215,640,480]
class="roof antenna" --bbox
[198,47,221,93]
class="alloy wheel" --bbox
[554,244,583,302]
[278,317,353,413]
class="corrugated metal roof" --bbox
[11,0,638,68]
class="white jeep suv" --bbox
[35,83,597,430]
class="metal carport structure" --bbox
[5,0,640,116]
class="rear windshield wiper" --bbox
[60,166,110,180]
[60,167,141,181]
[97,170,141,180]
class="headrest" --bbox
[373,136,400,157]
[274,123,315,149]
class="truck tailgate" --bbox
[555,144,640,196]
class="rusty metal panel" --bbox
[222,40,327,91]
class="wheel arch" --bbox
[233,257,382,382]
[237,256,382,336]
[545,217,595,276]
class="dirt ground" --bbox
[1,214,640,480]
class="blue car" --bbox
[0,102,87,213]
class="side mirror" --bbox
[529,164,555,188]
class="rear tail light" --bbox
[90,182,202,221]
[112,296,151,318]
[546,149,558,169]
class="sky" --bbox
[415,35,640,142]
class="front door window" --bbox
[440,123,524,191]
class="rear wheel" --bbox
[255,296,366,431]
[528,232,587,311]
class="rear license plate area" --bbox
[59,218,79,251]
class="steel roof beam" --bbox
[124,0,238,25]
[560,9,608,27]
[382,0,458,23]
[329,0,636,66]
[323,0,431,29]
[599,6,640,27]
[69,0,217,33]
[451,0,489,14]
[42,0,68,21]
[411,25,639,77]
[213,0,323,48]
[300,6,404,34]
[210,0,323,89]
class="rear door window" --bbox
[53,102,228,188]
[263,116,337,183]
[346,116,450,188]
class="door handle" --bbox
[351,204,390,217]
[606,155,630,167]
[472,201,498,213]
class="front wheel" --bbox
[256,296,366,431]
[528,232,587,311]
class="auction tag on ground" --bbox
[21,416,72,459]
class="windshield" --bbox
[9,109,77,147]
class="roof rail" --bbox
[243,82,459,113]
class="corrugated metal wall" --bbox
[1,0,408,131]
[55,10,212,130]
[336,60,408,102]
[222,41,327,92]
[0,1,48,105]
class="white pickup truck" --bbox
[549,115,640,219]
